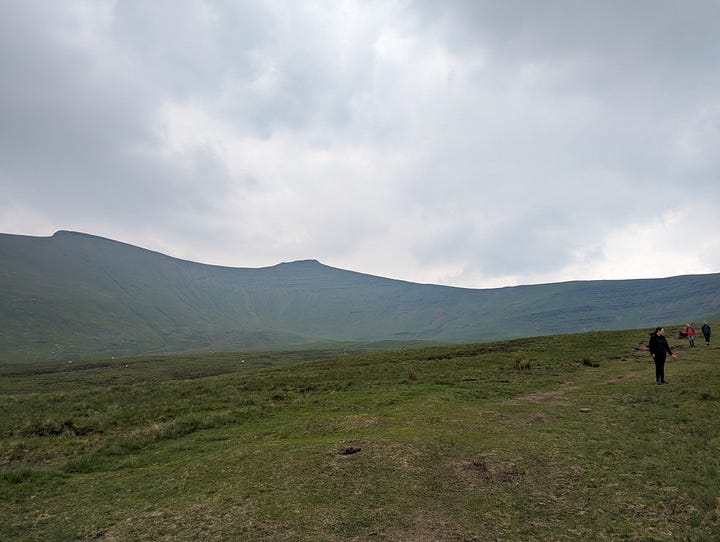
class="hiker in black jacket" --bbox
[648,327,677,384]
[702,321,711,346]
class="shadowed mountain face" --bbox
[2,230,719,362]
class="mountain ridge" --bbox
[1,230,719,362]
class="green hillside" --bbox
[1,231,719,362]
[1,329,719,540]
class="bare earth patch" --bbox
[451,455,522,487]
[512,385,577,405]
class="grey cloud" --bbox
[112,1,270,97]
[408,1,720,153]
[411,201,584,277]
[1,1,717,287]
[411,1,720,64]
[0,2,237,232]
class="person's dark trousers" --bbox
[654,357,666,384]
[704,334,710,345]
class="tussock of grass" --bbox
[1,327,720,540]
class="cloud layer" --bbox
[2,1,719,288]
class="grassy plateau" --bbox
[1,326,719,541]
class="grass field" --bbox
[1,326,719,541]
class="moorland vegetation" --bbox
[2,231,720,363]
[2,327,719,540]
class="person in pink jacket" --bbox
[684,323,696,347]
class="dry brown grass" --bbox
[514,353,531,370]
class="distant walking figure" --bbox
[648,327,677,384]
[684,323,696,347]
[701,321,711,346]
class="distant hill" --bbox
[1,230,719,362]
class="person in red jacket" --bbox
[648,327,677,384]
[684,323,696,347]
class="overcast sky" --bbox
[2,1,719,288]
